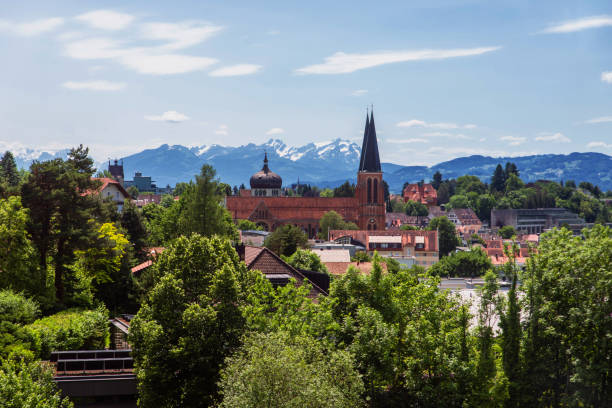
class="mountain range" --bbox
[12,139,612,193]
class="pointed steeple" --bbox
[358,108,381,172]
[262,152,270,173]
[359,109,370,171]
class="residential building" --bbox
[88,177,131,211]
[403,183,437,207]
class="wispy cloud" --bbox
[602,71,612,83]
[144,110,189,123]
[500,136,526,146]
[397,119,476,129]
[266,128,284,135]
[0,17,64,36]
[587,141,612,149]
[139,22,223,51]
[351,89,368,96]
[215,125,229,135]
[295,46,500,74]
[62,80,125,91]
[267,29,280,36]
[75,10,134,31]
[422,132,473,140]
[535,132,570,143]
[386,138,429,144]
[585,115,612,124]
[209,64,262,77]
[541,15,612,34]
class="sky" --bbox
[1,0,611,166]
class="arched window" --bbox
[367,224,371,230]
[373,179,378,204]
[373,224,377,230]
[367,178,372,203]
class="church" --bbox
[225,111,386,238]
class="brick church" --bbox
[225,111,386,238]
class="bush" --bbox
[22,307,109,359]
[0,290,40,325]
[429,247,492,277]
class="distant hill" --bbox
[12,140,612,193]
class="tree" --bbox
[504,162,519,178]
[127,185,139,198]
[0,358,73,407]
[265,225,308,257]
[319,210,357,239]
[0,151,19,187]
[431,171,443,190]
[333,181,356,197]
[218,331,365,408]
[177,165,237,239]
[476,194,496,222]
[0,197,40,297]
[129,235,262,407]
[498,225,516,239]
[428,247,492,277]
[437,182,451,204]
[448,194,470,209]
[283,248,328,274]
[404,200,428,216]
[320,188,334,197]
[172,182,190,196]
[427,216,460,257]
[236,219,262,231]
[21,146,100,305]
[121,200,147,258]
[504,173,524,193]
[491,164,506,193]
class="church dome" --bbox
[250,153,282,189]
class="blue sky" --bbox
[1,0,611,165]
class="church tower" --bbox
[356,110,385,230]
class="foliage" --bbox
[120,200,147,257]
[320,188,334,197]
[404,200,428,216]
[126,185,139,199]
[427,216,460,257]
[399,224,418,230]
[265,224,308,257]
[351,251,371,263]
[0,151,20,187]
[22,307,109,359]
[0,358,73,408]
[498,225,516,239]
[218,331,365,408]
[429,247,492,277]
[319,210,357,239]
[333,181,356,197]
[0,197,40,297]
[283,248,329,274]
[236,219,262,231]
[129,235,262,407]
[0,290,40,358]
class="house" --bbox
[324,261,388,276]
[403,183,437,207]
[329,229,439,268]
[449,208,483,236]
[385,212,429,229]
[88,177,131,211]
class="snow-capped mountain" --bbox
[10,139,612,192]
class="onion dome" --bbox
[250,153,282,189]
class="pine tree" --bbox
[491,164,506,193]
[0,151,19,187]
[432,170,443,190]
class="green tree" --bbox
[218,331,365,408]
[404,200,429,216]
[120,199,147,258]
[504,174,524,193]
[177,165,237,239]
[320,188,334,197]
[127,185,139,198]
[0,197,40,296]
[431,171,443,190]
[498,225,516,239]
[504,162,519,178]
[129,235,262,407]
[333,181,356,197]
[265,225,308,257]
[476,194,497,222]
[428,247,492,277]
[491,164,506,193]
[437,182,452,204]
[21,146,100,305]
[0,151,20,187]
[427,216,460,257]
[0,358,73,407]
[283,248,328,274]
[236,219,262,231]
[448,194,470,209]
[319,210,357,239]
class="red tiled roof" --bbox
[324,261,388,276]
[131,260,152,274]
[329,229,439,252]
[84,177,131,199]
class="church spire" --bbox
[358,108,381,172]
[262,152,270,173]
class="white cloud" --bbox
[267,29,280,35]
[76,10,134,30]
[62,80,125,91]
[602,71,612,83]
[587,141,612,149]
[541,15,612,34]
[500,136,526,146]
[351,89,368,96]
[266,128,284,135]
[63,37,128,59]
[56,31,83,41]
[122,53,218,75]
[0,17,64,36]
[387,138,429,144]
[397,119,475,129]
[144,110,189,123]
[209,64,262,77]
[140,22,222,50]
[421,131,473,140]
[215,125,229,135]
[295,46,500,74]
[585,115,612,124]
[535,132,570,143]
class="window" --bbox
[367,179,372,203]
[373,179,378,203]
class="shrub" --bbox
[0,290,40,325]
[23,307,109,359]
